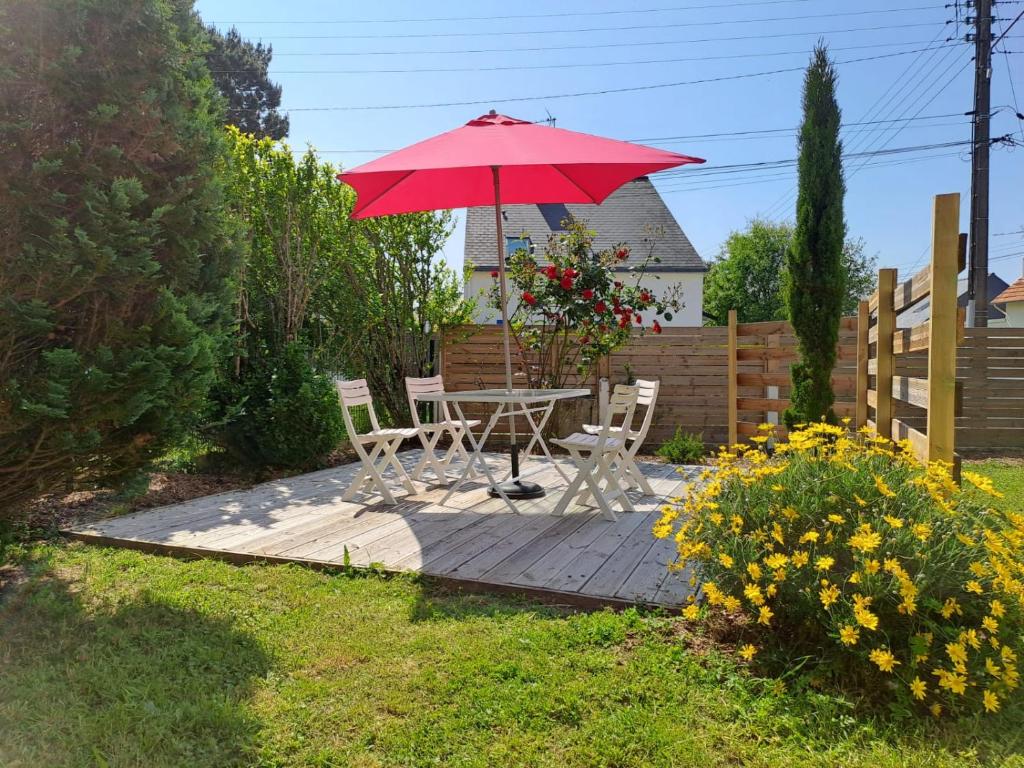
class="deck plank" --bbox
[66,449,700,608]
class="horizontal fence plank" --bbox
[891,418,929,463]
[893,323,930,355]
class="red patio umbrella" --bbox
[337,111,704,498]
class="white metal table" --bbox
[416,388,590,513]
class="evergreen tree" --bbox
[204,25,289,139]
[784,44,846,427]
[0,0,237,514]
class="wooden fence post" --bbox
[926,193,960,465]
[728,309,737,446]
[875,268,897,439]
[855,299,869,428]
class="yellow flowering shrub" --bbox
[655,422,1021,716]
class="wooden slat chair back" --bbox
[550,385,640,521]
[584,378,661,496]
[404,376,481,483]
[336,379,418,505]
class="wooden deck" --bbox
[66,450,698,608]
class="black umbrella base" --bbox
[488,479,546,500]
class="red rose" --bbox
[580,335,590,345]
[622,307,632,319]
[615,248,629,260]
[635,314,642,324]
[653,320,663,334]
[563,267,577,278]
[544,264,559,280]
[560,275,573,290]
[640,291,652,303]
[490,270,499,278]
[522,291,536,305]
[581,288,594,300]
[618,316,630,329]
[614,281,622,289]
[594,300,607,313]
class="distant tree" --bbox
[784,43,846,427]
[704,221,875,325]
[0,0,237,514]
[204,25,289,139]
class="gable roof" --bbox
[464,176,705,272]
[994,277,1024,305]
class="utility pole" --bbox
[967,0,993,326]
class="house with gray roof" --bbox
[463,176,706,326]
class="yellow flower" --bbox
[819,583,841,608]
[965,580,984,595]
[911,523,932,542]
[799,531,820,544]
[739,644,758,661]
[984,690,1001,713]
[882,515,903,528]
[758,605,774,626]
[744,583,765,606]
[791,550,809,568]
[849,572,862,584]
[771,483,784,492]
[827,514,845,525]
[682,604,700,620]
[990,599,1006,618]
[986,657,1002,678]
[864,559,881,574]
[771,522,785,545]
[709,512,724,526]
[874,475,897,498]
[869,647,900,672]
[969,561,988,578]
[766,583,779,597]
[816,556,835,571]
[910,677,927,700]
[718,552,734,569]
[747,562,763,581]
[930,703,943,718]
[854,494,869,507]
[723,596,741,612]
[941,597,962,619]
[764,553,789,570]
[946,642,968,665]
[849,523,882,553]
[839,624,859,646]
[963,470,1005,498]
[854,605,879,631]
[704,583,724,606]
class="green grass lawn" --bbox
[1,462,1022,768]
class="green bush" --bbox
[656,423,1023,717]
[0,0,236,515]
[656,428,706,464]
[214,345,344,470]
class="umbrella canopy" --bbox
[338,111,704,219]
[336,111,704,497]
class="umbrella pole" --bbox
[489,165,543,500]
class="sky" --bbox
[195,0,1024,285]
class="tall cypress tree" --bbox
[784,44,846,427]
[0,0,237,513]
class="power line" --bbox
[270,24,971,57]
[208,0,821,25]
[257,49,949,113]
[211,41,952,75]
[241,8,943,40]
[995,17,1024,141]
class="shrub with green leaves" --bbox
[656,423,1023,717]
[0,0,236,514]
[656,429,706,464]
[214,344,344,470]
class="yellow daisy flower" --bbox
[839,624,859,646]
[682,604,700,620]
[910,677,927,700]
[984,690,1001,713]
[869,647,900,672]
[738,644,757,661]
[758,605,774,626]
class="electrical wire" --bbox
[241,8,944,41]
[254,49,949,114]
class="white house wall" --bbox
[464,270,703,327]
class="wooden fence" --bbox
[440,319,857,450]
[861,193,964,465]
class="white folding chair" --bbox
[583,379,660,496]
[336,379,419,506]
[550,385,639,521]
[405,376,481,483]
